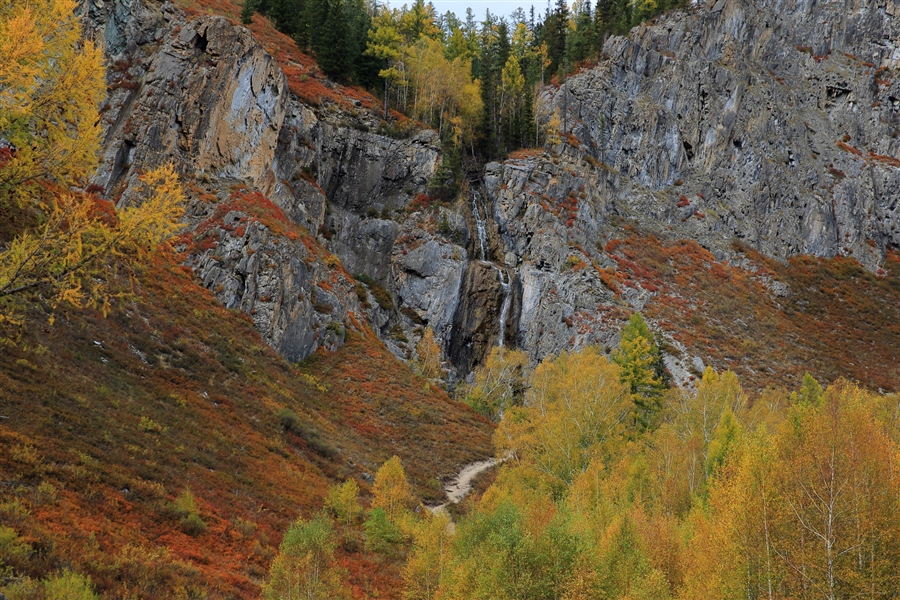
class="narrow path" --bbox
[427,456,500,516]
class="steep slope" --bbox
[0,242,491,598]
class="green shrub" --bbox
[354,273,394,310]
[363,508,404,555]
[355,283,371,308]
[44,569,98,600]
[180,512,207,536]
[276,408,300,433]
[275,409,339,459]
[234,517,257,537]
[0,525,33,568]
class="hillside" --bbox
[3,0,900,596]
[0,243,491,597]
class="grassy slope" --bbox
[0,231,491,599]
[606,234,900,393]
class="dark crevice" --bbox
[106,139,135,194]
[194,31,209,53]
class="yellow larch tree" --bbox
[0,0,103,200]
[372,455,413,525]
[324,478,362,527]
[402,510,452,600]
[415,326,443,381]
[496,346,631,489]
[0,0,185,323]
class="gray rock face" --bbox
[85,0,444,365]
[392,216,468,350]
[461,0,900,369]
[271,98,440,278]
[484,150,629,364]
[186,203,361,361]
[92,7,288,202]
[85,0,900,379]
[543,0,900,269]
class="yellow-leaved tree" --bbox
[371,455,413,525]
[462,346,529,421]
[262,516,346,600]
[496,346,631,489]
[402,510,452,600]
[324,478,361,527]
[0,0,185,323]
[0,0,103,200]
[415,326,444,381]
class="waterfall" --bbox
[498,269,511,347]
[471,190,487,261]
[470,188,514,350]
[486,262,512,347]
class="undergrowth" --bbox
[0,244,491,598]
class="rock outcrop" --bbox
[540,0,900,269]
[464,0,900,368]
[88,5,288,201]
[85,0,444,363]
[183,190,363,361]
[84,0,900,380]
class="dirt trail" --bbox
[428,456,500,515]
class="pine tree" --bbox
[267,0,302,37]
[345,0,378,85]
[541,0,569,75]
[566,1,596,66]
[304,0,329,53]
[705,405,743,477]
[611,312,667,430]
[239,0,256,25]
[316,0,350,78]
[790,372,824,406]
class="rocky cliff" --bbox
[477,0,900,373]
[83,0,900,388]
[541,0,900,268]
[84,0,445,363]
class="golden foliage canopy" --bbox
[0,0,185,323]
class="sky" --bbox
[427,0,547,22]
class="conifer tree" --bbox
[324,478,361,526]
[317,0,350,78]
[366,6,405,118]
[790,371,824,406]
[416,327,444,380]
[612,312,667,430]
[0,0,185,322]
[239,0,256,25]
